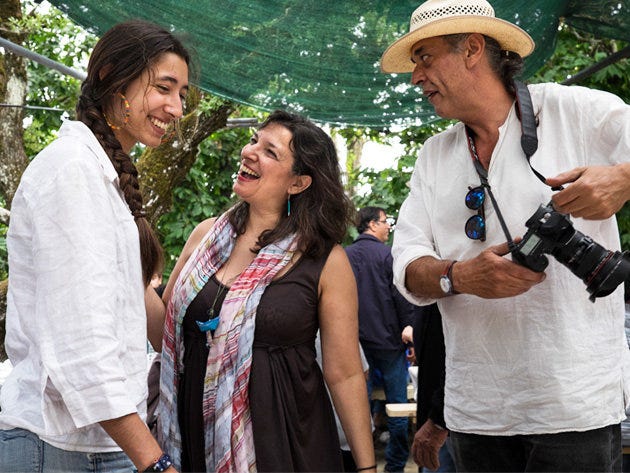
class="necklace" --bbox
[196,260,237,333]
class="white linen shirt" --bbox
[0,120,148,451]
[392,83,630,435]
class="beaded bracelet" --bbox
[143,453,172,472]
[356,464,377,472]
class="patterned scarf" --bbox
[159,211,298,472]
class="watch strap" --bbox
[441,260,458,295]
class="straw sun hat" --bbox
[380,0,535,73]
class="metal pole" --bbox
[562,45,630,86]
[0,35,86,81]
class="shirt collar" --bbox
[58,119,119,183]
[354,233,382,244]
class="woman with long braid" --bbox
[0,20,188,473]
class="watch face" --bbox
[440,275,451,294]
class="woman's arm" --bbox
[146,218,216,351]
[100,413,176,472]
[146,286,166,351]
[319,245,376,472]
[161,218,216,304]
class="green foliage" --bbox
[618,204,630,250]
[347,121,453,216]
[532,24,630,101]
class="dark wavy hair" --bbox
[356,206,386,234]
[444,33,524,96]
[227,110,354,258]
[75,20,190,285]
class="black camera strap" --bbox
[514,80,538,160]
[514,80,564,191]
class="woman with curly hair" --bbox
[154,110,376,473]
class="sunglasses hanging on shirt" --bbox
[464,80,563,247]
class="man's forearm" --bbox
[405,256,451,299]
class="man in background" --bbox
[346,206,418,472]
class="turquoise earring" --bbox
[287,195,291,216]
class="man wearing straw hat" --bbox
[382,0,630,471]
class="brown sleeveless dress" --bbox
[179,251,343,472]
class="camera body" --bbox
[511,201,630,301]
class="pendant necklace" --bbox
[196,259,237,333]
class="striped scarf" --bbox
[159,211,298,472]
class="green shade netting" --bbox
[48,0,629,127]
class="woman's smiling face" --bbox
[108,52,189,153]
[234,123,303,212]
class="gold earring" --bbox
[104,92,130,130]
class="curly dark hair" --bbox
[227,110,355,258]
[75,20,190,285]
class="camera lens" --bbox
[584,251,630,301]
[552,230,630,301]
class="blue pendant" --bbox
[196,316,220,332]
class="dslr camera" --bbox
[511,201,630,302]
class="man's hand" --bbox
[412,419,449,470]
[406,346,416,364]
[454,241,546,299]
[401,325,413,344]
[546,164,630,220]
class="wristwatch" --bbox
[439,260,457,295]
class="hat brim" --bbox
[380,15,535,73]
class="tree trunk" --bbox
[138,91,235,225]
[344,135,365,199]
[0,0,27,362]
[0,0,29,207]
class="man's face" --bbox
[409,36,468,119]
[372,212,391,243]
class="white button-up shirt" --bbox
[1,120,148,452]
[393,83,630,435]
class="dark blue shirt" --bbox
[345,234,418,351]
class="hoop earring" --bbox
[104,93,130,130]
[287,194,291,216]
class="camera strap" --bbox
[514,81,564,191]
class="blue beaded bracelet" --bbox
[144,453,172,472]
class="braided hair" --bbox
[76,20,190,285]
